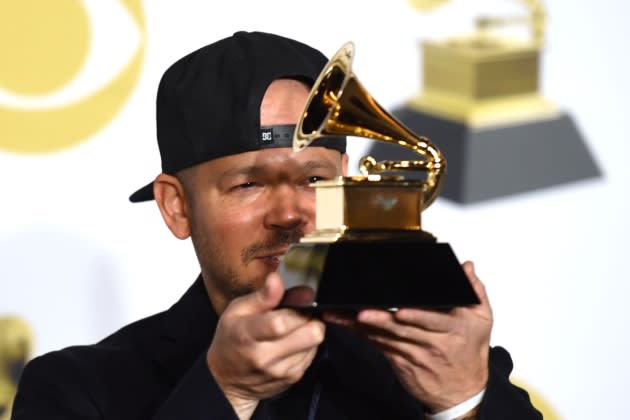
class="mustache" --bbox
[241,228,304,263]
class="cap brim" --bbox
[129,182,154,203]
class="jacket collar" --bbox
[153,274,218,381]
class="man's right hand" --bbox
[206,272,325,419]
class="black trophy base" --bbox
[278,240,480,311]
[367,108,602,204]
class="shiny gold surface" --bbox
[423,40,540,99]
[407,0,449,12]
[280,42,478,308]
[408,0,546,46]
[309,176,425,237]
[475,0,547,48]
[295,42,445,217]
[408,0,557,127]
[409,39,558,126]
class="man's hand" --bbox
[206,273,325,419]
[325,261,492,413]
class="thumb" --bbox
[232,272,285,316]
[463,260,490,308]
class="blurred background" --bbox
[1,0,628,418]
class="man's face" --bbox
[183,79,347,313]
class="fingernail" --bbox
[262,274,275,296]
[465,261,475,274]
[358,311,373,322]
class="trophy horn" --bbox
[294,42,446,209]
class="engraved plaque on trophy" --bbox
[368,0,601,203]
[278,43,480,311]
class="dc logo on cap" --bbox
[261,128,274,144]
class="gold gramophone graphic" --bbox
[367,0,601,203]
[408,0,551,125]
[278,43,479,310]
[0,316,32,420]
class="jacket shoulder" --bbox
[480,346,543,419]
[12,310,171,419]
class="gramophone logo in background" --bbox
[0,0,146,154]
[392,1,565,417]
[370,0,601,204]
[0,317,32,420]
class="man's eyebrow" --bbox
[221,159,338,179]
[220,164,267,178]
[300,159,339,172]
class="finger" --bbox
[248,308,319,341]
[393,308,457,333]
[259,319,326,364]
[322,310,358,328]
[264,344,320,383]
[366,332,434,364]
[462,261,490,308]
[358,308,454,334]
[357,309,413,335]
[356,308,395,325]
[280,286,316,307]
[229,272,286,316]
[358,316,447,348]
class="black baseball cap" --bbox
[129,31,346,203]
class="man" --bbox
[11,31,541,419]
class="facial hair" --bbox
[191,226,304,302]
[240,229,303,264]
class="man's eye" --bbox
[307,176,326,184]
[234,182,257,190]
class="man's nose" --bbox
[264,185,306,230]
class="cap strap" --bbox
[259,124,345,152]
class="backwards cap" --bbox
[129,31,346,202]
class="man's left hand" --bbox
[325,261,492,413]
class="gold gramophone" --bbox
[409,0,554,126]
[368,0,600,204]
[278,43,479,310]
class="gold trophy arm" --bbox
[406,0,449,11]
[295,42,446,210]
[407,0,547,47]
[476,0,547,47]
[359,146,445,209]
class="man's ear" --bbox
[341,153,349,177]
[153,173,191,240]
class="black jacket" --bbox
[12,276,542,419]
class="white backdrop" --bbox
[1,1,629,418]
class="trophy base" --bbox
[278,239,480,311]
[365,108,602,204]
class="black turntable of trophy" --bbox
[368,0,601,204]
[277,42,480,311]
